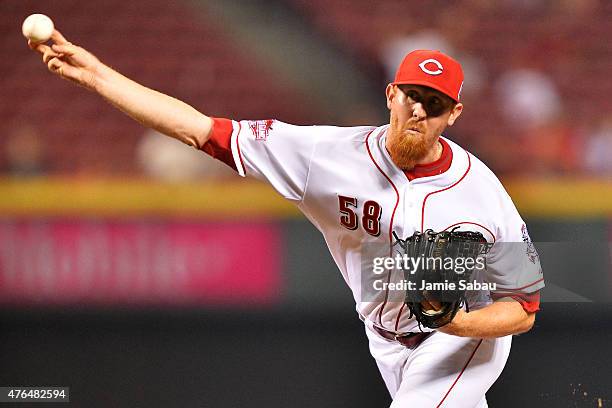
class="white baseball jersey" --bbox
[203,118,544,334]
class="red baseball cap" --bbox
[392,50,464,102]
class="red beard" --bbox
[386,113,435,170]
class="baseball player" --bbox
[29,30,543,407]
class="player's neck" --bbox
[415,140,443,167]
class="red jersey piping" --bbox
[235,121,245,175]
[495,278,545,292]
[443,221,497,243]
[366,130,400,330]
[436,339,483,407]
[421,151,472,232]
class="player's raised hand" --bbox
[28,29,101,90]
[27,26,214,148]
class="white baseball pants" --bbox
[364,320,512,407]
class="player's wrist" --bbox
[89,62,112,93]
[438,310,468,336]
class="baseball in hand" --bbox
[22,14,54,43]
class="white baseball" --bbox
[22,14,54,43]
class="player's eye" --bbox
[425,97,450,117]
[400,87,453,117]
[405,90,421,103]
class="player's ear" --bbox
[447,103,463,126]
[385,84,396,110]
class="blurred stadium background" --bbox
[1,0,611,406]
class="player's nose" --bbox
[411,102,427,119]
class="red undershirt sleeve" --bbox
[492,290,541,313]
[200,117,236,171]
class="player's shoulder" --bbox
[444,136,511,198]
[235,119,379,152]
[307,123,381,145]
[445,137,525,234]
[255,119,379,143]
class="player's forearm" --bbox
[440,298,535,338]
[93,63,213,148]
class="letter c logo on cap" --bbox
[419,59,443,76]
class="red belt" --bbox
[373,326,433,348]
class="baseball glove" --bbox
[393,228,490,329]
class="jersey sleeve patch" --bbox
[200,117,236,171]
[247,119,275,141]
[521,224,539,264]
